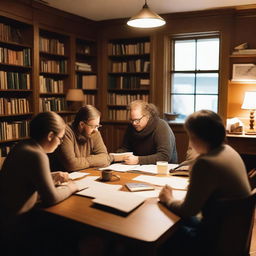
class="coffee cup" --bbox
[101,169,120,182]
[156,161,169,175]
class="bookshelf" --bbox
[75,38,97,106]
[39,29,69,114]
[107,37,151,121]
[0,15,33,159]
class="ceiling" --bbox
[44,0,256,21]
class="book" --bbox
[125,182,155,192]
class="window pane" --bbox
[195,95,218,112]
[197,38,219,70]
[174,40,195,71]
[171,95,194,118]
[196,73,219,94]
[172,73,195,93]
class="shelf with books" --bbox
[39,29,70,113]
[107,37,151,121]
[76,38,98,106]
[0,16,33,146]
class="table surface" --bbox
[43,169,181,244]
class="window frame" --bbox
[170,34,221,119]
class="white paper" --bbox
[92,190,145,213]
[99,163,179,174]
[109,152,133,156]
[76,180,122,198]
[69,172,89,180]
[133,175,188,190]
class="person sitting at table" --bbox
[159,110,251,255]
[49,105,111,172]
[0,111,84,255]
[110,100,178,165]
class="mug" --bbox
[101,169,120,182]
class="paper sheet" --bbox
[133,175,188,190]
[92,190,145,213]
[69,172,89,180]
[76,180,122,198]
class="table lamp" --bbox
[66,89,84,111]
[241,91,256,135]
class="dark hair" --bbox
[128,100,159,118]
[29,111,65,141]
[184,110,226,149]
[72,105,101,129]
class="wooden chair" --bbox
[248,168,256,189]
[203,189,256,256]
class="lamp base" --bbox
[245,130,256,135]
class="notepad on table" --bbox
[125,182,155,192]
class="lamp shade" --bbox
[127,2,166,28]
[241,91,256,110]
[66,89,84,102]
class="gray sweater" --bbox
[117,117,178,164]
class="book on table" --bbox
[125,182,155,192]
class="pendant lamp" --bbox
[127,0,166,28]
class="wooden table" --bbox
[42,169,181,255]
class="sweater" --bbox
[0,140,75,223]
[117,117,178,164]
[49,124,111,172]
[168,144,251,219]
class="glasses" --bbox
[56,135,64,144]
[129,115,145,125]
[84,122,102,129]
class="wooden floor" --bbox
[250,209,256,256]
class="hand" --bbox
[112,154,126,162]
[124,155,139,165]
[159,185,173,206]
[52,171,69,185]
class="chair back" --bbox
[203,188,256,256]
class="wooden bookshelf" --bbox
[0,15,33,158]
[75,38,97,106]
[106,37,151,121]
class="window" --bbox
[170,36,220,119]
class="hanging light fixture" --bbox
[127,0,166,28]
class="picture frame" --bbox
[232,64,256,82]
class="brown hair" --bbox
[128,100,159,118]
[184,110,226,149]
[29,111,65,141]
[72,105,101,129]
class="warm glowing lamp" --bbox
[127,0,166,28]
[241,91,256,135]
[66,89,84,111]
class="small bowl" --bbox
[164,112,179,121]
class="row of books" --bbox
[0,71,30,90]
[77,44,91,55]
[84,94,96,105]
[108,93,149,105]
[108,76,150,89]
[39,37,65,55]
[111,60,150,73]
[0,97,30,115]
[108,109,129,120]
[76,74,97,89]
[75,61,92,72]
[0,22,22,44]
[0,47,31,66]
[40,60,67,73]
[39,76,64,93]
[39,97,67,112]
[0,120,29,141]
[109,42,150,55]
[0,145,12,157]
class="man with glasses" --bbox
[111,100,178,165]
[49,105,111,172]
